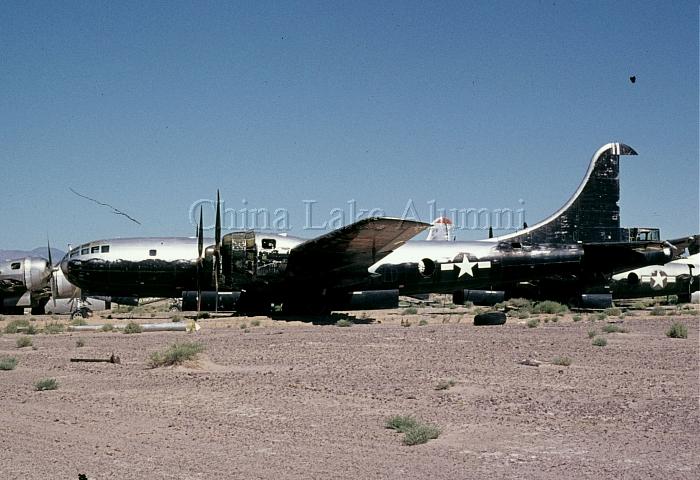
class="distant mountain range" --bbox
[0,247,66,263]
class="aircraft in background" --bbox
[60,143,685,313]
[0,250,78,314]
[610,254,699,303]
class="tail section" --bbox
[492,143,637,244]
[426,217,455,241]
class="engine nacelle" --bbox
[453,289,505,306]
[182,291,242,312]
[579,293,613,309]
[332,289,399,311]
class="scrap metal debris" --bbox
[70,353,121,364]
[518,358,541,367]
[69,187,142,225]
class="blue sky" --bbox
[1,1,697,250]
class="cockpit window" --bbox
[149,249,157,257]
[262,238,276,250]
[91,246,100,254]
[101,245,110,253]
[11,262,20,270]
[81,248,89,255]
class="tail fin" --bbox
[426,217,455,241]
[492,143,637,244]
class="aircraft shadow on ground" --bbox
[269,312,376,325]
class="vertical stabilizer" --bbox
[426,217,455,241]
[491,143,637,244]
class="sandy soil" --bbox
[0,308,698,479]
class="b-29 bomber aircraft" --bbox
[60,142,683,313]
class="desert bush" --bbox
[650,306,664,316]
[43,322,65,334]
[403,424,441,446]
[400,319,412,327]
[572,314,582,322]
[101,323,114,332]
[4,319,30,334]
[592,336,607,347]
[604,307,621,317]
[666,322,688,339]
[75,338,86,348]
[527,318,539,328]
[0,356,18,370]
[402,307,418,315]
[171,314,182,323]
[239,322,247,329]
[385,415,419,433]
[602,324,627,334]
[197,312,211,319]
[543,317,550,323]
[435,379,456,391]
[593,312,607,322]
[70,317,87,326]
[552,356,572,366]
[517,310,530,319]
[149,342,204,367]
[587,329,597,339]
[251,319,261,327]
[551,316,559,323]
[418,319,428,326]
[16,336,32,348]
[335,318,353,327]
[35,378,58,391]
[507,298,533,310]
[532,301,568,315]
[668,295,679,305]
[123,321,143,334]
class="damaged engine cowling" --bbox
[182,291,242,311]
[579,293,613,309]
[328,289,399,311]
[453,289,505,306]
[284,289,400,314]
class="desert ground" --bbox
[0,303,698,480]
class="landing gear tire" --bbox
[71,307,91,321]
[474,311,507,326]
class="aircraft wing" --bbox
[665,234,700,257]
[285,217,429,285]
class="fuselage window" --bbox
[11,262,20,270]
[101,245,110,253]
[81,248,90,255]
[149,249,157,257]
[70,248,79,258]
[262,238,276,250]
[91,246,100,254]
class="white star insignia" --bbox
[455,256,477,278]
[649,270,667,290]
